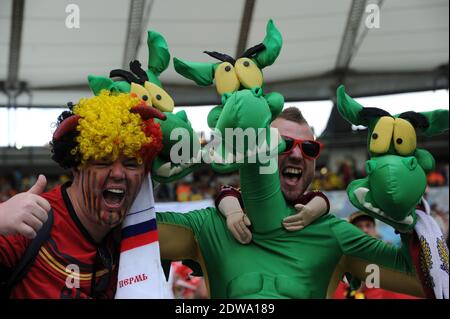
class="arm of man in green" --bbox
[327,217,424,298]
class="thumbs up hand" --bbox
[0,175,51,239]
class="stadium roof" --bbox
[0,0,448,108]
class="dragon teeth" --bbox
[354,187,413,225]
[354,187,369,205]
[170,166,183,176]
[156,162,171,177]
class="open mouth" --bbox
[102,188,126,209]
[282,167,303,185]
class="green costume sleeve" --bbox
[331,219,413,273]
[239,164,295,234]
[329,219,425,297]
[157,208,212,237]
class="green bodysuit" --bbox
[157,164,423,298]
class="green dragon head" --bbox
[152,110,202,183]
[87,30,174,113]
[173,20,286,172]
[87,30,202,183]
[337,85,449,231]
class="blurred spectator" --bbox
[171,262,208,299]
[430,203,449,241]
[176,183,192,202]
[337,159,354,188]
[428,171,446,186]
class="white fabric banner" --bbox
[415,198,449,299]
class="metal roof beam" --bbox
[10,67,449,107]
[335,0,367,73]
[122,0,150,69]
[5,0,25,93]
[235,0,256,57]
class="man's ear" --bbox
[146,30,171,78]
[253,19,283,69]
[71,167,80,182]
[336,85,369,126]
[419,109,449,137]
[173,57,216,86]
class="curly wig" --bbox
[50,91,163,171]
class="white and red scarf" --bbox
[114,173,169,298]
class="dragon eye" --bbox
[214,62,240,95]
[393,118,416,155]
[235,58,263,89]
[144,81,174,112]
[130,83,152,106]
[369,116,394,154]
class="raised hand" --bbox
[0,175,51,239]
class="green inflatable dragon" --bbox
[336,85,449,298]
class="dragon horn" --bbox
[53,115,81,141]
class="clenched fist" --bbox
[0,175,51,239]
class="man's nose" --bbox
[289,144,303,159]
[110,160,126,179]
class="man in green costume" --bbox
[155,20,426,299]
[156,109,423,298]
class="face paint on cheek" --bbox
[81,170,88,209]
[115,171,144,222]
[81,169,94,219]
[127,172,143,206]
[83,169,103,223]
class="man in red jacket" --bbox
[0,92,163,298]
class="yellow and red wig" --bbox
[51,91,163,172]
